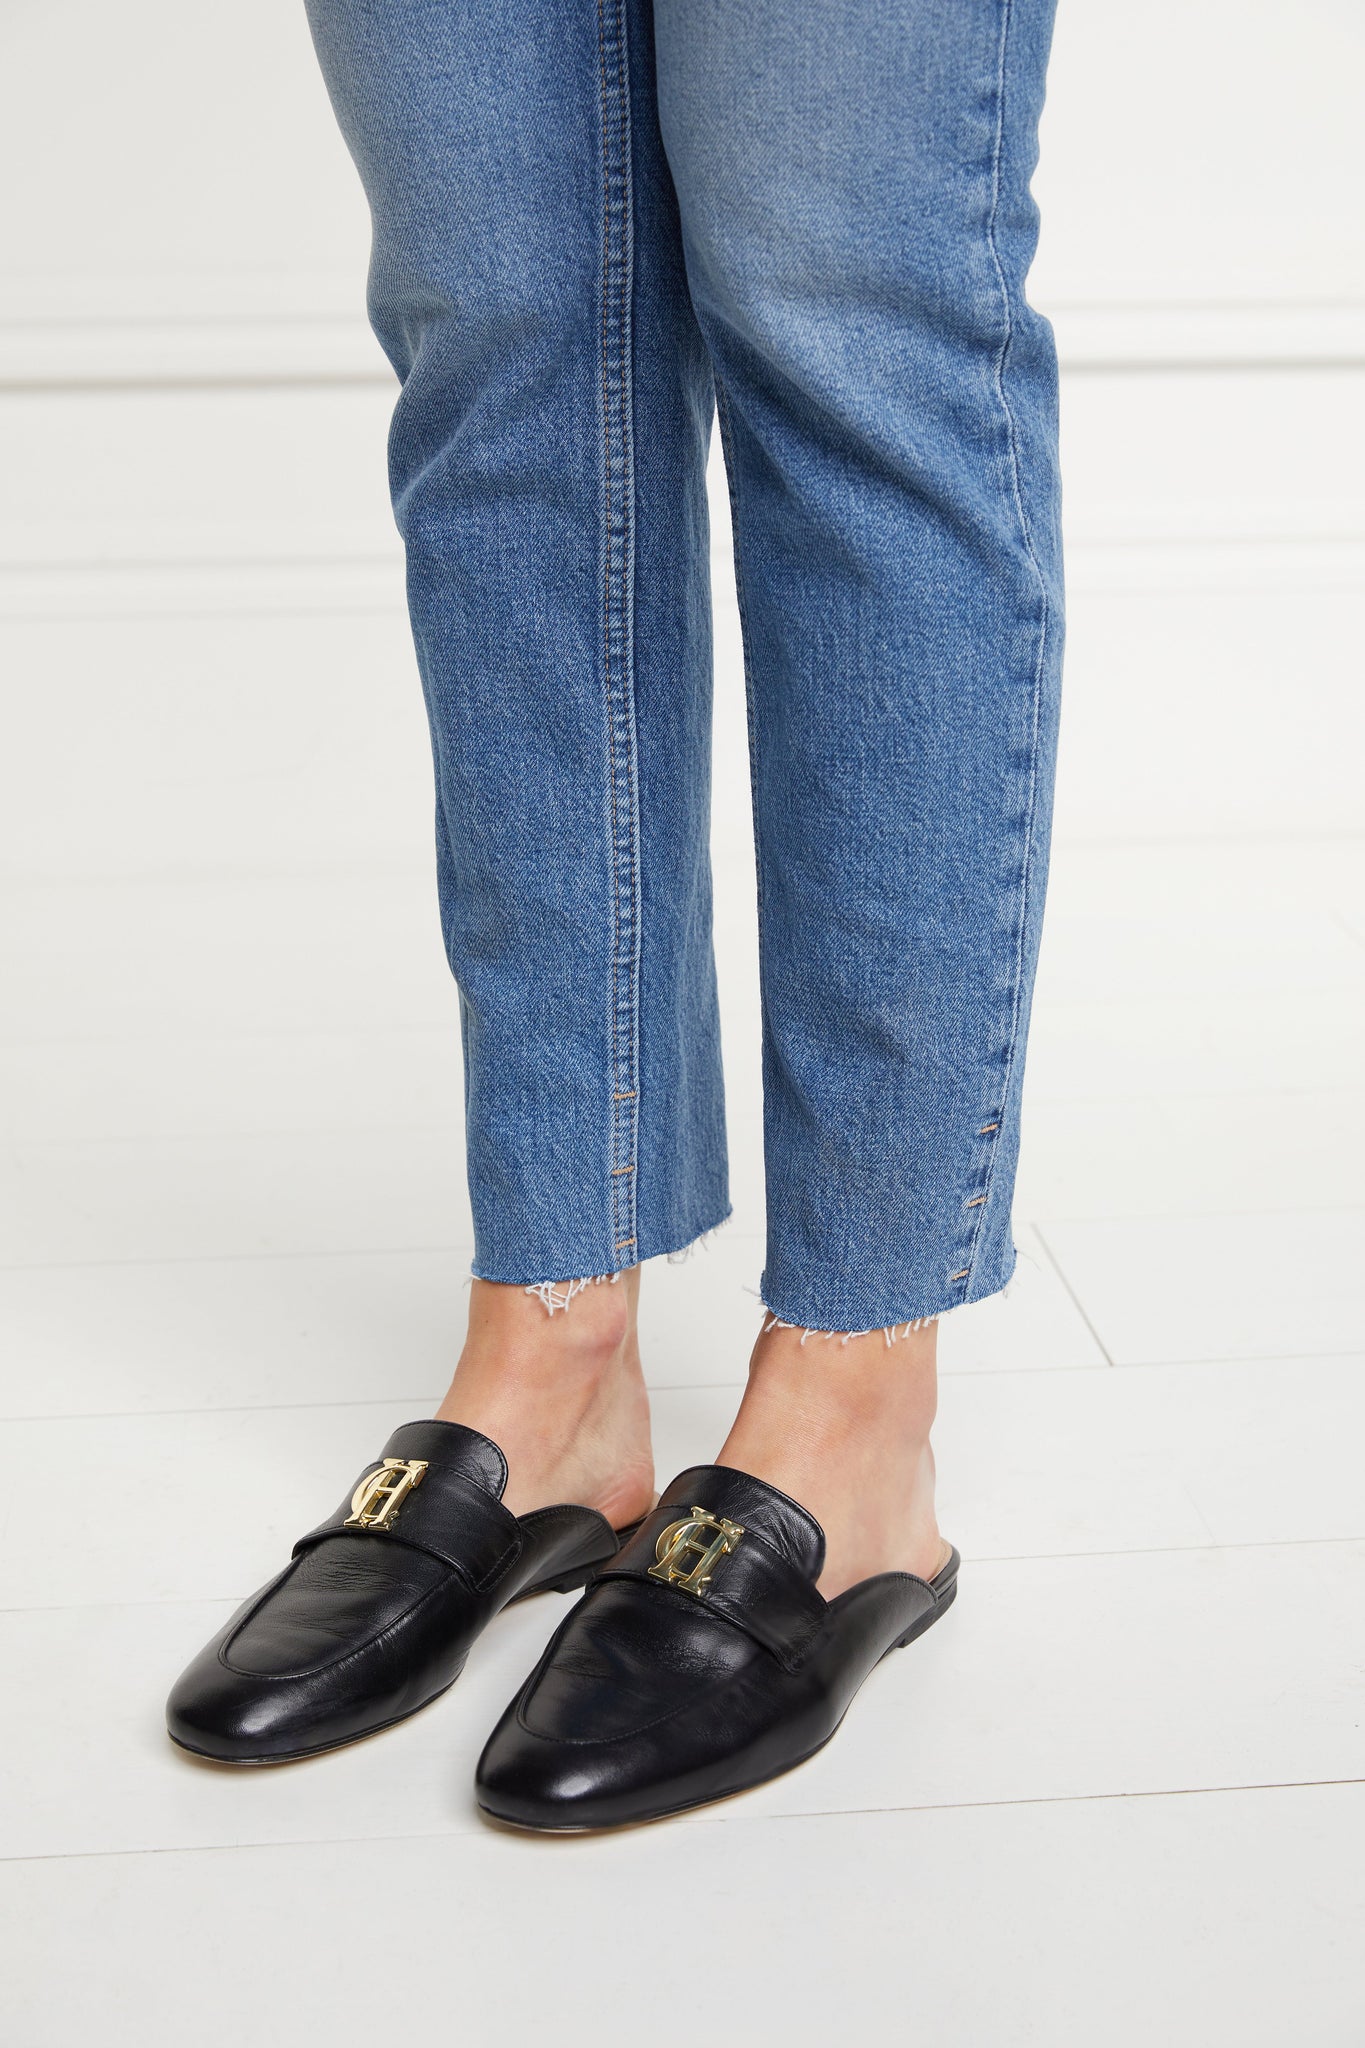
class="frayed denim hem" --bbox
[758,1308,948,1348]
[755,1240,1020,1344]
[474,1208,733,1315]
[524,1272,623,1315]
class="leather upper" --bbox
[592,1475,829,1670]
[476,1463,959,1830]
[166,1419,620,1763]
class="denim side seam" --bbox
[956,0,1052,1301]
[598,0,642,1270]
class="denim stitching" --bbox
[959,0,1051,1292]
[597,0,640,1264]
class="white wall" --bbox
[0,3,1361,932]
[2,0,1361,602]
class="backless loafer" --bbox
[166,1419,625,1764]
[475,1462,959,1830]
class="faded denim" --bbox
[305,0,1063,1333]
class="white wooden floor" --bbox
[3,3,1364,2042]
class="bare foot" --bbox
[715,1316,948,1599]
[436,1269,655,1528]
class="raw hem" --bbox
[758,1304,956,1348]
[757,1243,1018,1344]
[469,1207,733,1304]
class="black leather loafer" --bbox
[475,1463,958,1831]
[166,1419,625,1765]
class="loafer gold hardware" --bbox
[648,1507,745,1596]
[345,1457,429,1531]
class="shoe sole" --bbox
[477,1576,958,1833]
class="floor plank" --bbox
[0,1223,1103,1421]
[4,1543,1359,1862]
[1041,1211,1365,1364]
[7,1782,1362,2047]
[8,1355,1362,1609]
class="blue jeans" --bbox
[306,0,1063,1333]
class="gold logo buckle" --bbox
[647,1507,745,1597]
[345,1457,429,1531]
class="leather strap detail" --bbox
[293,1462,523,1591]
[594,1505,827,1672]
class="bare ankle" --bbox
[470,1269,634,1357]
[435,1269,654,1525]
[742,1315,938,1446]
[716,1314,944,1596]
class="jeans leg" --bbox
[655,0,1063,1329]
[305,0,729,1281]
